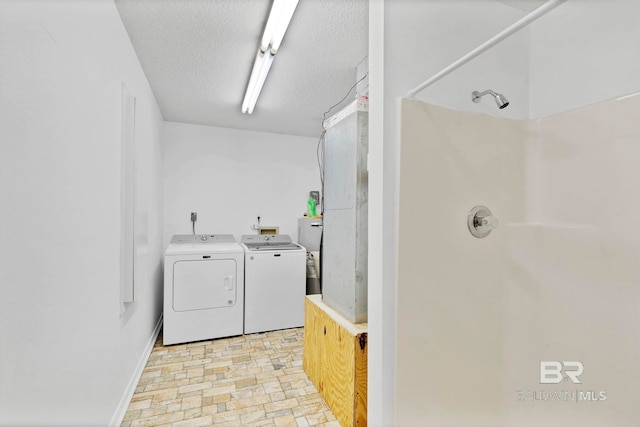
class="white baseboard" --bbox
[110,314,163,427]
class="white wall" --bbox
[369,1,531,424]
[387,0,531,120]
[163,122,320,244]
[508,95,640,426]
[0,1,164,425]
[530,0,640,118]
[366,2,389,424]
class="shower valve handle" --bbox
[479,215,499,231]
[468,205,498,238]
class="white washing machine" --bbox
[241,235,306,334]
[163,234,244,345]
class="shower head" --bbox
[472,89,509,109]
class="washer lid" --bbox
[244,243,302,251]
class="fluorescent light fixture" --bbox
[261,0,299,54]
[242,50,274,114]
[242,0,299,114]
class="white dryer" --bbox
[163,234,244,345]
[241,235,306,334]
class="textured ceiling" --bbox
[115,0,368,137]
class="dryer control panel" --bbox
[170,234,236,244]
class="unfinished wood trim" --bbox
[303,296,368,427]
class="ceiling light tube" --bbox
[242,49,274,114]
[260,0,299,54]
[242,0,298,114]
[260,0,285,51]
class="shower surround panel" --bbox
[396,95,640,426]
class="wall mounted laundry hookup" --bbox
[249,215,278,234]
[250,215,261,231]
[468,205,499,238]
[191,212,197,235]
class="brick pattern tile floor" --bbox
[121,327,338,427]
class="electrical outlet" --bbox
[191,212,197,222]
[309,191,320,204]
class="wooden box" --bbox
[303,295,367,427]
